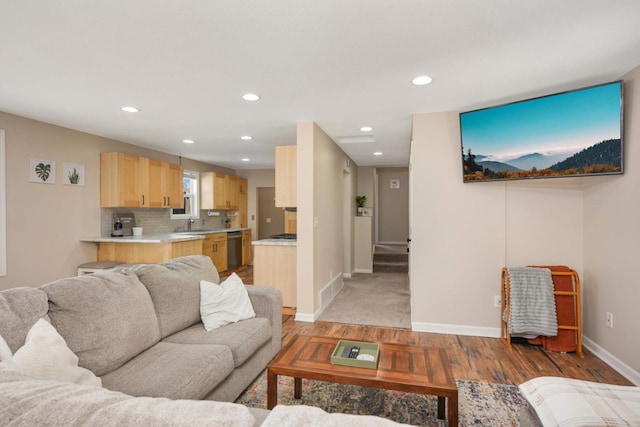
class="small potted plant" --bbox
[224,217,231,228]
[132,219,143,236]
[356,195,368,216]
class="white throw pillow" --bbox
[0,334,15,370]
[12,318,102,387]
[200,273,256,331]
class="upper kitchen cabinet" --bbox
[201,172,239,210]
[101,152,142,207]
[101,152,183,208]
[275,145,297,207]
[143,159,183,208]
[238,177,248,195]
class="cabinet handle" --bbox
[167,196,170,206]
[141,195,145,205]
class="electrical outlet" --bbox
[494,295,501,308]
[606,312,613,328]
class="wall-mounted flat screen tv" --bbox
[460,81,623,183]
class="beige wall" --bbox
[377,167,409,243]
[296,122,356,318]
[410,112,583,336]
[411,71,640,382]
[582,67,640,381]
[0,111,230,289]
[357,166,375,206]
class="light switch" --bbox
[266,218,271,223]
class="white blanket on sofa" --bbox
[1,368,415,426]
[519,376,640,426]
[262,405,414,427]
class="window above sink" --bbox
[170,170,199,220]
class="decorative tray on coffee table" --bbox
[330,340,380,369]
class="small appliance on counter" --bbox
[111,219,123,237]
[111,212,135,236]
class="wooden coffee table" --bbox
[267,335,458,426]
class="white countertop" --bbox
[175,227,249,235]
[80,233,205,243]
[252,239,297,246]
[80,227,251,244]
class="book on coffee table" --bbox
[330,340,380,369]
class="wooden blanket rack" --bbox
[501,267,583,358]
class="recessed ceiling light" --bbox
[241,158,250,162]
[373,152,383,156]
[360,126,373,132]
[121,106,140,113]
[241,136,253,140]
[182,139,195,144]
[412,75,433,86]
[242,93,260,101]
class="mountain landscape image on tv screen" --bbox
[460,81,623,183]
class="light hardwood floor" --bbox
[237,266,632,387]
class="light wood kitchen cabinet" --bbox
[275,145,297,207]
[101,152,142,207]
[201,172,239,210]
[241,229,252,265]
[284,210,297,234]
[100,152,183,208]
[226,175,239,209]
[253,244,296,307]
[97,240,202,264]
[143,159,183,208]
[165,162,184,208]
[203,232,227,272]
[239,192,248,228]
[238,177,248,195]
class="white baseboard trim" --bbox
[412,321,501,338]
[295,312,315,323]
[343,273,352,278]
[583,336,640,386]
[354,268,373,273]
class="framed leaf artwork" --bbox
[63,162,85,186]
[30,158,56,184]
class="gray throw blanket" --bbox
[506,267,557,338]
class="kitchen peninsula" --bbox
[80,233,204,264]
[252,237,296,308]
[81,227,251,269]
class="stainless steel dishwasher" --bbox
[226,231,242,270]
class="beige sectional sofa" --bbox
[0,255,282,403]
[0,255,411,426]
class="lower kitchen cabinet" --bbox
[253,244,296,307]
[96,240,202,264]
[203,233,227,272]
[241,230,252,265]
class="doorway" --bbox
[375,167,409,245]
[257,187,284,239]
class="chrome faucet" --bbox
[187,217,195,231]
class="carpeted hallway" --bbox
[317,271,411,329]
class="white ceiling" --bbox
[1,1,640,170]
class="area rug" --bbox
[236,370,528,426]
